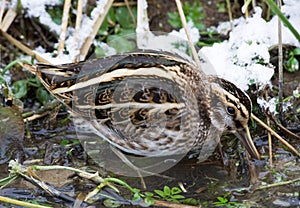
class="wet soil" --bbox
[0,0,300,207]
[0,104,299,207]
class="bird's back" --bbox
[22,50,212,157]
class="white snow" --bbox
[200,3,300,91]
[169,21,200,44]
[136,21,200,62]
[257,97,277,114]
[293,89,299,96]
[19,0,110,64]
[16,0,300,95]
[21,0,62,34]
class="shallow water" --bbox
[0,109,299,207]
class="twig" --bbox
[153,200,201,208]
[29,18,53,47]
[255,177,300,190]
[7,161,78,204]
[1,30,50,63]
[0,7,17,32]
[267,116,273,169]
[124,0,136,26]
[174,0,202,70]
[0,0,6,26]
[266,0,300,42]
[80,0,114,60]
[23,111,50,123]
[242,0,251,16]
[268,112,300,140]
[113,2,137,7]
[57,0,71,56]
[251,113,300,158]
[0,196,49,208]
[74,0,83,62]
[265,92,273,168]
[225,0,233,30]
[277,0,284,121]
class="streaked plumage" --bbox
[20,50,260,161]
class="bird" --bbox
[20,50,260,164]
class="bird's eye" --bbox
[226,106,235,115]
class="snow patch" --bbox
[200,3,300,90]
[21,0,62,34]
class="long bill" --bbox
[235,127,260,160]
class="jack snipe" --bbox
[20,50,260,162]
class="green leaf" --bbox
[132,191,141,201]
[36,88,51,105]
[95,46,107,58]
[107,7,116,23]
[107,33,136,53]
[171,187,182,195]
[167,1,205,31]
[163,186,171,196]
[167,12,181,28]
[154,189,165,198]
[46,5,63,25]
[144,196,155,206]
[180,198,198,205]
[144,192,154,197]
[115,6,136,29]
[293,47,300,55]
[60,140,70,146]
[171,194,185,199]
[287,57,299,72]
[0,174,19,188]
[12,80,28,99]
[266,0,300,42]
[98,20,110,36]
[103,199,121,208]
[217,196,228,203]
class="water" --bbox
[0,110,299,207]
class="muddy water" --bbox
[0,110,299,207]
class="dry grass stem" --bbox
[75,0,83,62]
[125,0,136,26]
[277,0,284,120]
[268,112,300,140]
[1,30,50,63]
[255,177,300,190]
[23,112,50,123]
[79,0,114,60]
[0,196,49,208]
[57,0,71,56]
[0,0,6,25]
[242,0,250,17]
[251,113,300,157]
[113,2,137,7]
[226,0,233,30]
[153,200,201,208]
[0,8,17,32]
[267,117,273,168]
[174,0,202,70]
